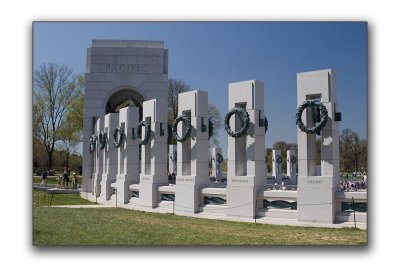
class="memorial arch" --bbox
[82,40,169,192]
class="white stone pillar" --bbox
[93,118,104,196]
[100,113,119,200]
[286,150,297,185]
[272,150,282,184]
[139,99,168,208]
[210,147,224,182]
[175,90,209,214]
[115,106,140,204]
[297,69,340,223]
[226,80,266,218]
[91,137,97,194]
[168,145,177,174]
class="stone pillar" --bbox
[93,118,104,196]
[286,150,297,185]
[168,145,177,175]
[210,147,224,182]
[100,113,119,200]
[115,106,140,204]
[91,136,97,194]
[297,69,340,223]
[139,99,168,208]
[226,80,266,218]
[272,150,282,184]
[175,90,209,214]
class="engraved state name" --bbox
[176,178,194,182]
[105,64,149,73]
[231,178,249,183]
[307,179,323,184]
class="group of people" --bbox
[38,167,79,190]
[56,170,78,190]
[340,172,367,191]
[340,179,367,191]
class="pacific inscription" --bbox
[105,64,148,73]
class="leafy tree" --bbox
[57,120,80,170]
[66,74,84,132]
[33,63,81,170]
[58,74,84,169]
[359,139,368,172]
[340,128,366,173]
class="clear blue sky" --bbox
[33,22,367,155]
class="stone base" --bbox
[297,176,339,223]
[226,185,263,219]
[116,175,136,204]
[139,177,168,208]
[100,174,115,201]
[174,176,207,213]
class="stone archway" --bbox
[82,40,169,194]
[105,88,144,121]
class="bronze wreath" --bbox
[172,115,192,142]
[224,107,250,138]
[137,121,151,145]
[295,100,328,134]
[113,126,124,147]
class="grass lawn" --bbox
[33,189,95,207]
[33,206,367,245]
[33,175,84,185]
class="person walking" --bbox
[63,169,70,188]
[57,174,63,188]
[40,168,48,187]
[72,173,78,190]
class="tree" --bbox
[359,139,368,172]
[266,148,272,174]
[33,63,81,170]
[58,76,84,170]
[340,128,364,173]
[208,103,222,147]
[168,78,191,120]
[66,74,84,132]
[57,119,81,170]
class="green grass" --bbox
[33,189,94,207]
[33,175,84,187]
[33,206,367,246]
[33,175,57,184]
[32,187,367,246]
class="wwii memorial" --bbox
[82,40,367,226]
